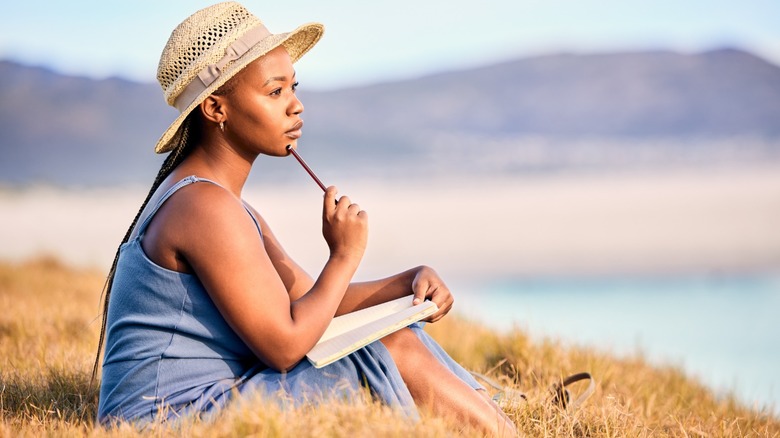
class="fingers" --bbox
[325,186,362,211]
[325,187,364,215]
[426,286,454,323]
[321,186,368,260]
[336,194,351,207]
[412,267,454,322]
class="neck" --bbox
[178,135,256,197]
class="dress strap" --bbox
[135,175,223,237]
[241,201,264,239]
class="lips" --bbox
[285,120,304,139]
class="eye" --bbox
[269,88,282,96]
[292,81,299,93]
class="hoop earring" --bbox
[219,121,225,132]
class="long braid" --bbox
[91,116,197,383]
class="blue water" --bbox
[456,275,780,414]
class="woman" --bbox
[95,2,515,435]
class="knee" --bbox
[380,327,417,351]
[381,328,432,369]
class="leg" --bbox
[381,328,516,436]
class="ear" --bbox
[199,95,227,125]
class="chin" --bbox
[283,141,298,152]
[266,144,293,157]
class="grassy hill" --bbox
[1,258,777,436]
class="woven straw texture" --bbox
[154,1,323,153]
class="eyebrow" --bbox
[262,71,297,87]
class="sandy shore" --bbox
[2,164,779,281]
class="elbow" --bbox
[248,324,316,372]
[267,358,302,373]
[263,349,306,373]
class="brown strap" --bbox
[550,372,595,411]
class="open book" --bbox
[306,295,438,368]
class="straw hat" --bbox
[154,2,324,154]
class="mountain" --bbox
[1,48,779,186]
[310,48,780,138]
[0,61,172,185]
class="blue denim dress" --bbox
[97,175,481,425]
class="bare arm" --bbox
[336,268,420,314]
[248,207,455,323]
[168,185,366,372]
[338,266,455,323]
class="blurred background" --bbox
[1,0,779,413]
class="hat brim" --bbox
[154,22,324,154]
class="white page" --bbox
[318,295,418,343]
[307,297,438,368]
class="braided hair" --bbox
[91,76,238,383]
[91,113,199,382]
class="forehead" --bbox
[237,46,294,84]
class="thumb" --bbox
[412,278,428,305]
[323,186,338,214]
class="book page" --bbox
[318,295,419,343]
[307,297,438,368]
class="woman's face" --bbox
[222,46,304,157]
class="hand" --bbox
[322,186,368,262]
[411,266,453,323]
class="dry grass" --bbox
[1,258,778,437]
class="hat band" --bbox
[173,24,272,112]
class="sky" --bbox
[1,0,779,90]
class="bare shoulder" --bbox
[165,182,257,242]
[170,181,243,216]
[142,181,262,273]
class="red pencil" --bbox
[287,145,327,192]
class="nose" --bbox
[289,93,304,116]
